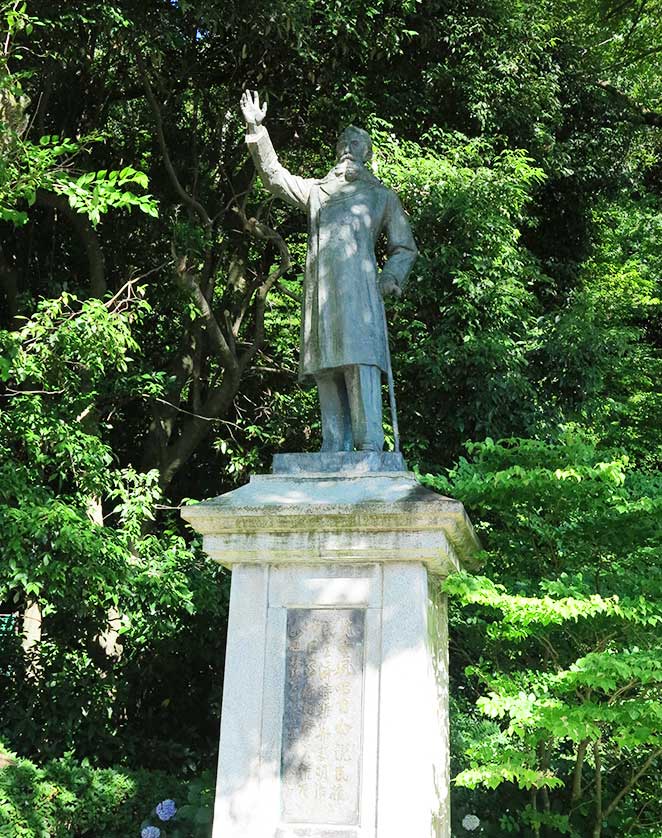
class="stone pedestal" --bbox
[181,454,478,838]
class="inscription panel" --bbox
[281,608,365,825]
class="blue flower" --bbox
[141,828,161,838]
[156,799,177,821]
[462,814,480,831]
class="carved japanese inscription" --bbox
[281,608,366,825]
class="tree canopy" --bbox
[0,0,660,835]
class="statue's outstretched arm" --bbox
[240,90,313,210]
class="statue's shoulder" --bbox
[368,176,404,201]
[365,171,386,188]
[359,173,393,198]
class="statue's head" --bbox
[336,125,372,165]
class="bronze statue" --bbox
[240,90,417,452]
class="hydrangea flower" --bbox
[462,813,480,831]
[156,799,177,821]
[141,828,161,838]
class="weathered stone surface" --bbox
[281,608,365,825]
[378,565,450,837]
[181,471,481,575]
[272,451,407,475]
[208,565,269,838]
[276,830,357,838]
[182,464,479,838]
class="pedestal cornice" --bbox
[181,469,480,577]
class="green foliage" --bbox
[140,774,214,838]
[373,128,547,464]
[0,131,157,227]
[53,163,158,226]
[0,293,229,766]
[1,1,661,836]
[428,433,662,835]
[0,742,211,838]
[0,2,155,228]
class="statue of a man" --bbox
[240,90,418,452]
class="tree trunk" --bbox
[571,738,590,805]
[592,738,603,838]
[21,599,42,676]
[36,189,107,297]
[0,243,20,329]
[87,495,124,661]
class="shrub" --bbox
[0,745,190,838]
[140,775,214,838]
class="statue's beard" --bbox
[332,158,364,182]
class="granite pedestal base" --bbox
[181,455,479,838]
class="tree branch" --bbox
[148,211,290,488]
[140,67,212,235]
[36,189,106,297]
[173,253,238,375]
[603,0,638,20]
[233,209,291,371]
[571,738,590,805]
[609,43,662,70]
[603,747,662,822]
[140,330,198,475]
[141,256,244,488]
[618,0,649,53]
[105,262,171,312]
[157,372,241,489]
[597,80,662,127]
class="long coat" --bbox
[246,127,418,382]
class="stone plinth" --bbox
[272,451,407,474]
[181,456,479,838]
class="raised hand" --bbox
[240,89,267,128]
